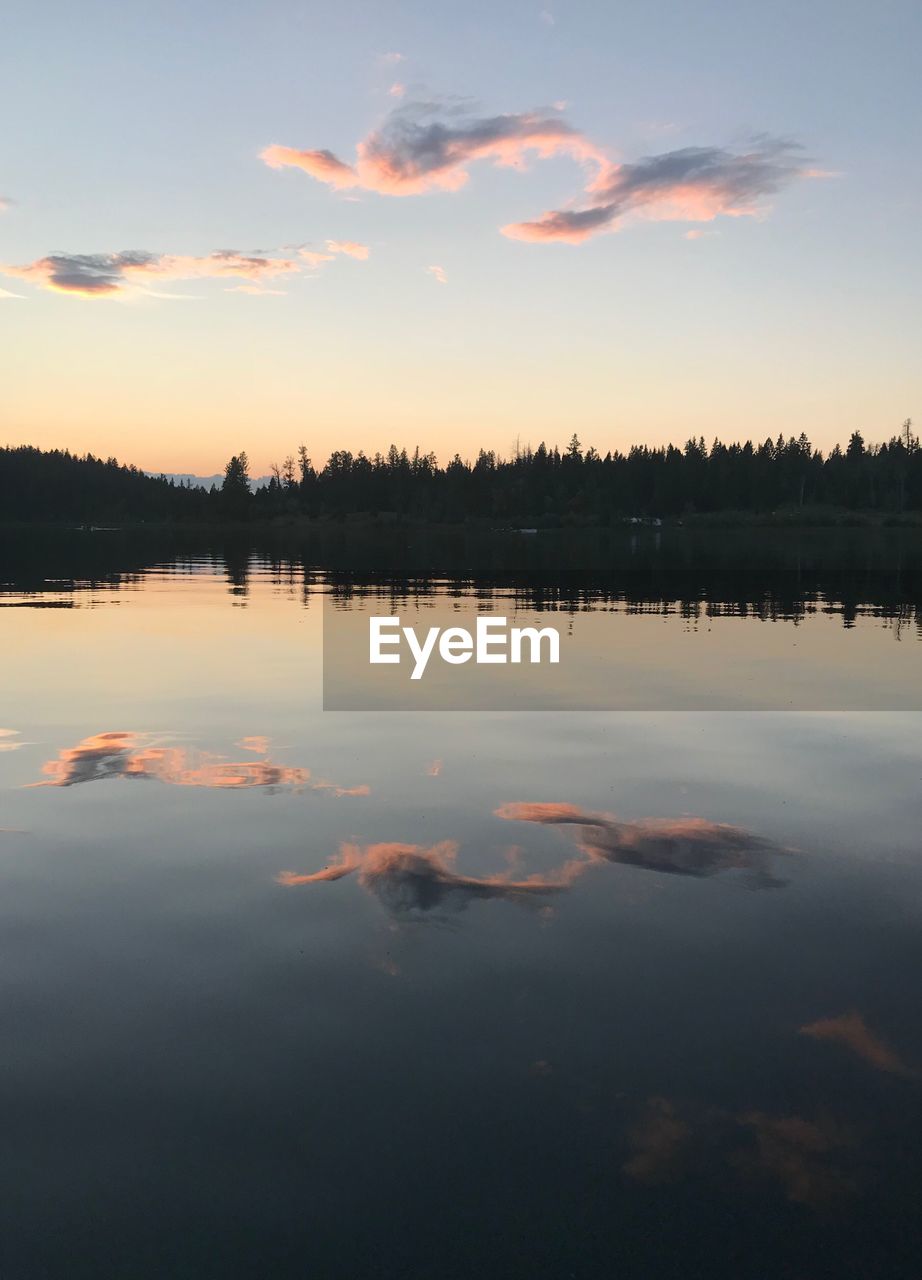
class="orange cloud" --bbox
[427,264,447,284]
[800,1012,916,1078]
[29,731,368,796]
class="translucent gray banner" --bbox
[322,586,922,711]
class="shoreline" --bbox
[3,508,922,535]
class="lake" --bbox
[1,527,921,1278]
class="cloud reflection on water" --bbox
[624,1096,857,1208]
[280,800,787,921]
[800,1011,917,1079]
[278,840,571,918]
[496,801,789,888]
[29,731,369,796]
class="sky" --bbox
[1,0,920,475]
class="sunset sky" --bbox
[2,0,920,474]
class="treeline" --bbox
[0,447,212,524]
[2,425,921,525]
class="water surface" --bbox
[1,531,921,1278]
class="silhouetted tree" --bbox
[5,422,922,525]
[221,453,251,520]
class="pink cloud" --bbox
[260,145,360,189]
[427,264,447,284]
[263,100,814,244]
[299,249,336,267]
[262,101,606,200]
[504,140,814,243]
[2,249,304,297]
[3,242,363,298]
[326,239,370,260]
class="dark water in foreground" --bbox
[1,530,921,1278]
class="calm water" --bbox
[2,530,922,1278]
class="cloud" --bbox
[263,100,813,244]
[389,82,406,99]
[0,196,11,212]
[427,264,447,284]
[0,729,24,752]
[379,51,405,64]
[503,138,812,243]
[1,249,305,298]
[425,758,443,776]
[326,239,370,260]
[262,145,360,189]
[278,840,572,919]
[261,100,605,199]
[2,250,157,296]
[29,731,368,796]
[495,801,788,887]
[299,248,336,267]
[800,1012,916,1079]
[0,286,24,298]
[2,242,368,298]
